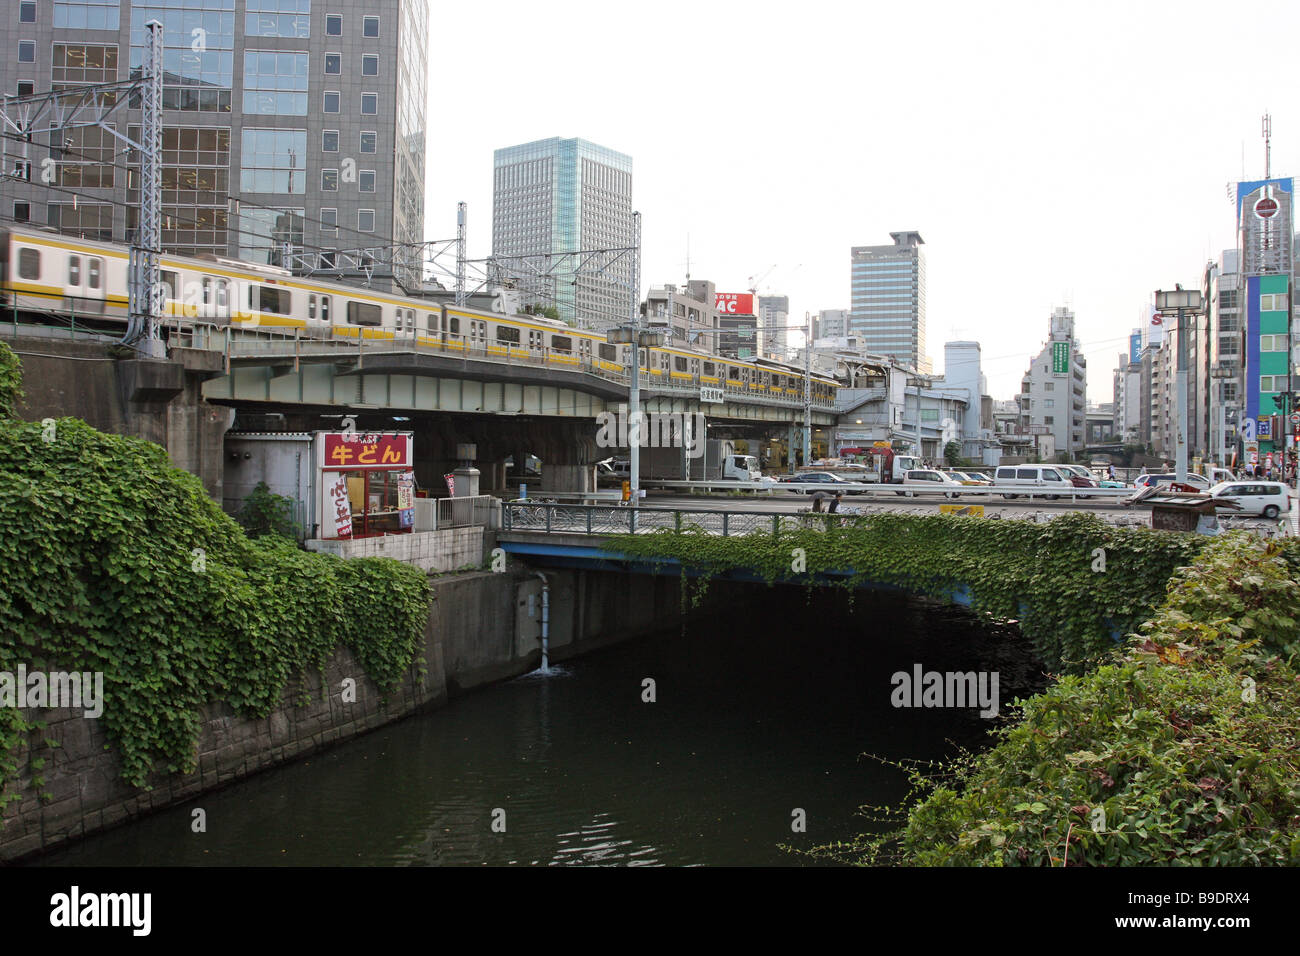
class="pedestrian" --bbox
[828,492,843,514]
[811,490,827,513]
[1107,463,1115,480]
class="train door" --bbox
[469,318,487,351]
[64,253,107,314]
[205,277,231,320]
[578,337,592,367]
[527,328,543,356]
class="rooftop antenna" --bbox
[684,233,690,285]
[1263,112,1272,178]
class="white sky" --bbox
[421,0,1300,402]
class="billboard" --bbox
[1051,341,1070,374]
[1236,178,1294,277]
[1128,330,1142,365]
[715,292,756,315]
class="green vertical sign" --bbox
[1052,341,1070,374]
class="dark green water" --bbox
[33,586,1046,866]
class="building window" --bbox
[1261,293,1289,312]
[245,0,311,39]
[13,202,30,223]
[321,208,337,233]
[19,1,36,23]
[1044,382,1054,391]
[359,170,375,192]
[1044,416,1054,425]
[324,53,341,74]
[240,128,306,194]
[54,1,121,30]
[362,15,379,37]
[321,169,338,191]
[325,13,341,35]
[359,130,376,153]
[18,41,35,63]
[243,51,309,115]
[322,130,338,152]
[1044,399,1054,408]
[361,92,377,115]
[358,209,374,232]
[17,80,35,96]
[362,54,378,76]
[323,91,340,112]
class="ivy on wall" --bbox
[605,511,1205,670]
[0,400,431,799]
[807,534,1300,866]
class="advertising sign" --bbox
[1259,418,1273,440]
[1237,178,1294,276]
[323,432,412,469]
[397,471,415,528]
[444,472,456,496]
[1052,341,1070,374]
[715,292,756,315]
[326,472,352,539]
[1129,331,1142,365]
[700,386,724,403]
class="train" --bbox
[0,224,838,404]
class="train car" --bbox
[0,224,839,404]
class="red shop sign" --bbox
[324,433,410,469]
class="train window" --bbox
[425,312,437,332]
[214,279,228,314]
[160,270,178,299]
[728,366,738,379]
[87,258,101,290]
[447,316,459,334]
[703,362,715,376]
[598,343,616,362]
[68,256,81,285]
[346,301,381,326]
[257,286,291,315]
[552,335,572,353]
[320,295,330,322]
[308,294,317,320]
[674,356,687,372]
[496,326,520,345]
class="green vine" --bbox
[804,533,1300,866]
[0,341,21,419]
[0,413,431,800]
[605,511,1205,670]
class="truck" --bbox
[641,439,761,481]
[863,445,921,483]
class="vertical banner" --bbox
[327,472,352,539]
[397,471,415,528]
[1052,341,1070,374]
[444,473,456,496]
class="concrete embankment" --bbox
[1,565,701,862]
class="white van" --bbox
[1207,481,1291,519]
[992,464,1075,499]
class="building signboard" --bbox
[1052,341,1070,374]
[715,292,756,315]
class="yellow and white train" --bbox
[0,224,838,404]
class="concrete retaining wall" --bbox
[0,564,710,862]
[306,527,486,573]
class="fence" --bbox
[503,502,872,537]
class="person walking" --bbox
[828,492,843,514]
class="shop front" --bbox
[315,431,416,540]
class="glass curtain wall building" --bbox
[849,231,929,372]
[1,0,427,291]
[492,137,633,329]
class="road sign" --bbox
[1241,417,1257,441]
[1290,413,1299,425]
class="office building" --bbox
[645,279,719,352]
[1018,307,1087,459]
[758,294,789,359]
[814,308,848,340]
[849,231,929,372]
[491,137,633,329]
[2,0,429,292]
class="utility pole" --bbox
[126,20,164,356]
[803,311,812,467]
[628,211,642,510]
[455,202,467,307]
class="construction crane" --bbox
[747,264,776,296]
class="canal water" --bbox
[34,585,1047,867]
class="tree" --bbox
[943,441,962,466]
[236,481,301,541]
[0,340,22,419]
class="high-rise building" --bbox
[849,231,929,372]
[1018,307,1087,459]
[491,137,633,329]
[814,308,848,340]
[1,0,429,292]
[757,294,789,359]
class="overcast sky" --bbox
[422,0,1300,401]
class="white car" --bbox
[1207,481,1291,519]
[902,469,967,498]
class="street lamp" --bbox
[605,324,665,504]
[1154,287,1204,482]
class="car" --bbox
[1056,464,1099,488]
[902,469,967,498]
[991,464,1075,499]
[1207,480,1291,519]
[784,471,849,495]
[945,470,991,486]
[1133,473,1211,491]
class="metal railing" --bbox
[634,479,1137,502]
[503,503,816,536]
[434,494,499,530]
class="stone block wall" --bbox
[306,527,485,572]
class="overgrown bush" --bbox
[0,415,430,798]
[809,533,1300,866]
[236,480,301,540]
[0,341,21,419]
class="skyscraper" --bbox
[492,137,633,329]
[757,294,789,359]
[849,231,929,372]
[1,0,429,292]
